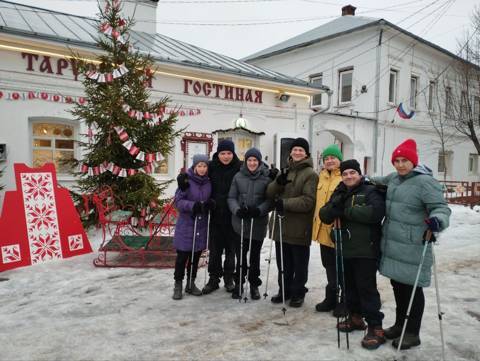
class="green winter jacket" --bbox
[266,157,318,246]
[372,165,451,287]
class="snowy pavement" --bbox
[1,205,479,361]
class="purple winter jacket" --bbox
[173,167,212,252]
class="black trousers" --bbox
[275,241,310,299]
[343,258,384,326]
[207,221,236,281]
[320,244,337,301]
[174,250,202,282]
[233,232,263,287]
[391,279,425,335]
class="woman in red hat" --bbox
[372,138,451,350]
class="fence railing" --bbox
[439,180,480,208]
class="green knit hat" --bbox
[322,144,343,161]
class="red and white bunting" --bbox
[86,64,128,83]
[0,90,86,104]
[79,161,158,178]
[116,129,164,163]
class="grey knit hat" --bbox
[192,154,209,168]
[244,147,262,162]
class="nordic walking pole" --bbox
[238,217,244,303]
[335,218,349,349]
[395,230,432,359]
[334,218,341,348]
[242,218,254,303]
[189,215,198,292]
[263,210,276,299]
[432,239,446,361]
[203,211,211,288]
[277,213,287,320]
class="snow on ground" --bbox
[1,205,479,361]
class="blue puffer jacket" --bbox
[372,165,451,287]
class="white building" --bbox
[0,0,327,205]
[245,4,480,180]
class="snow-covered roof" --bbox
[0,0,326,91]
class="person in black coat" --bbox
[202,139,242,294]
[320,159,386,350]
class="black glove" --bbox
[247,206,261,218]
[328,203,344,219]
[204,199,216,212]
[192,201,204,216]
[236,206,249,219]
[268,165,279,181]
[274,199,284,216]
[425,216,441,232]
[176,172,189,191]
[276,168,291,186]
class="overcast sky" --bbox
[9,0,478,59]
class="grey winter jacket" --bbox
[228,163,273,240]
[372,165,451,287]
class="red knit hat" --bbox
[391,139,418,166]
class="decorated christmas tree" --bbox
[72,0,179,226]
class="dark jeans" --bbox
[233,232,263,287]
[174,250,202,281]
[343,258,384,326]
[275,241,310,299]
[320,244,337,301]
[207,221,236,282]
[391,279,425,335]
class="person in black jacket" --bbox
[202,140,242,294]
[319,159,386,350]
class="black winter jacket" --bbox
[319,178,385,259]
[208,152,242,225]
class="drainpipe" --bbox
[373,25,384,175]
[308,89,333,146]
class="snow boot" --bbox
[271,291,291,304]
[289,296,304,308]
[337,314,367,333]
[250,286,261,300]
[224,277,235,293]
[392,333,421,350]
[361,326,386,350]
[315,297,335,312]
[231,284,242,299]
[172,281,183,300]
[384,324,403,340]
[202,277,220,294]
[185,280,202,296]
[332,302,348,318]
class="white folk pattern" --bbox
[20,172,63,264]
[1,244,21,264]
[68,234,84,252]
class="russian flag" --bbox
[397,102,415,119]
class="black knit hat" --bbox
[340,159,362,175]
[217,139,235,153]
[244,147,262,162]
[290,137,310,156]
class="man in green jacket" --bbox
[266,138,318,308]
[320,159,386,350]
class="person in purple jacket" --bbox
[172,154,215,300]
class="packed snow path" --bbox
[1,205,479,361]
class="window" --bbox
[428,81,436,111]
[310,74,323,106]
[460,91,469,120]
[473,96,480,122]
[32,123,75,174]
[468,153,478,174]
[410,75,418,109]
[445,86,453,117]
[339,68,353,104]
[388,69,398,104]
[438,151,452,174]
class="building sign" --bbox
[22,52,80,80]
[183,78,262,103]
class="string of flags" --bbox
[85,64,129,83]
[0,89,86,104]
[79,161,158,178]
[100,19,127,44]
[114,126,165,163]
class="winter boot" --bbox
[337,314,367,333]
[392,333,421,350]
[185,279,202,296]
[250,286,261,300]
[289,296,305,308]
[202,277,220,294]
[224,277,235,293]
[172,280,183,300]
[384,324,403,340]
[332,302,348,318]
[231,284,242,299]
[271,291,291,304]
[361,326,386,350]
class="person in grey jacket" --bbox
[228,148,272,300]
[372,139,451,350]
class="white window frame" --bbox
[468,153,478,174]
[309,73,323,107]
[428,81,436,111]
[338,68,353,105]
[445,86,453,118]
[388,69,398,104]
[473,95,480,122]
[410,75,418,109]
[438,150,452,175]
